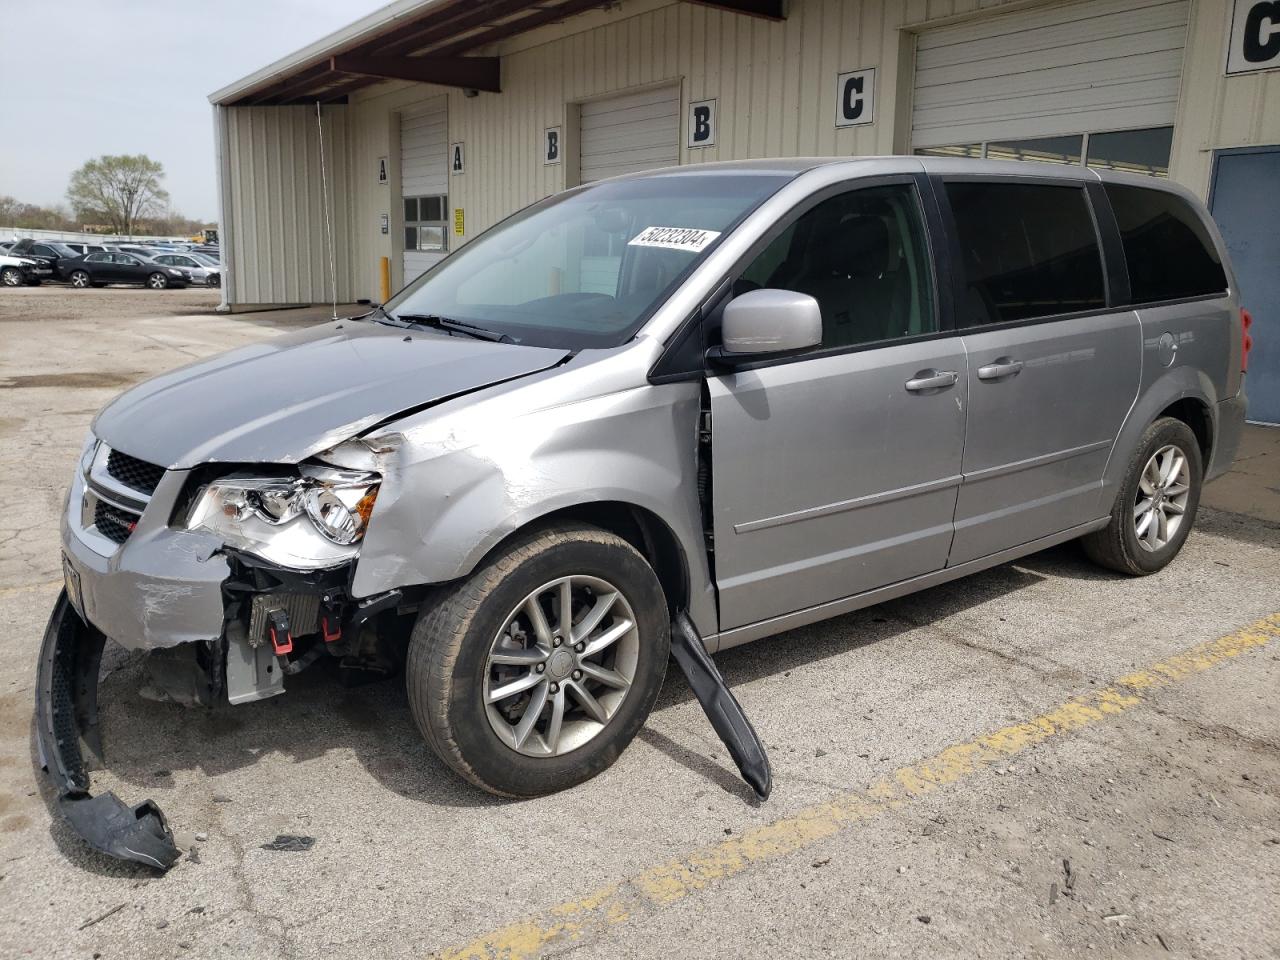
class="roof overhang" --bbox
[209,0,784,107]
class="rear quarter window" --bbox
[1104,184,1227,304]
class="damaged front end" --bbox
[40,436,406,871]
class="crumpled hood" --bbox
[93,319,569,469]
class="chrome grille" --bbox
[106,449,165,496]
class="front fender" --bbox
[1099,365,1219,513]
[351,379,717,634]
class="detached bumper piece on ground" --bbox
[671,612,772,800]
[35,592,181,871]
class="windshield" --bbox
[384,173,788,349]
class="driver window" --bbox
[738,183,936,348]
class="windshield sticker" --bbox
[628,226,721,253]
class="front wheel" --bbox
[146,272,168,290]
[1082,417,1203,575]
[69,270,90,289]
[207,273,221,288]
[1,266,21,287]
[407,524,670,797]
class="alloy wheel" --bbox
[71,272,89,289]
[483,575,639,757]
[148,273,167,289]
[1,268,20,287]
[1134,444,1191,552]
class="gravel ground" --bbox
[0,287,1276,960]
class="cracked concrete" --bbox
[0,286,1277,959]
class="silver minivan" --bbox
[39,157,1249,868]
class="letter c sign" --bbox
[835,68,875,128]
[1227,0,1280,73]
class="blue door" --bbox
[1210,147,1280,424]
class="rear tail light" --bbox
[1241,308,1253,373]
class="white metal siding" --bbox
[579,85,680,183]
[223,105,353,306]
[401,97,449,281]
[229,0,1277,305]
[911,0,1191,149]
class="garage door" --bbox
[911,0,1190,151]
[579,86,680,183]
[401,97,448,283]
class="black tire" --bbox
[0,266,21,288]
[146,272,168,290]
[1082,417,1203,575]
[207,273,221,288]
[69,270,91,289]
[407,523,670,797]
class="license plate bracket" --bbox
[62,553,85,620]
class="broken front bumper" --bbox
[61,466,229,652]
[35,591,181,871]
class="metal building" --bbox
[209,0,1280,422]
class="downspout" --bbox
[213,104,235,312]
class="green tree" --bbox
[66,155,170,236]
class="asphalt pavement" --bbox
[0,287,1276,960]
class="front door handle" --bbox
[904,369,958,392]
[977,358,1024,381]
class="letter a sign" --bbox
[451,142,465,175]
[834,68,875,128]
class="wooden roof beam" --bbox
[684,0,785,19]
[329,53,501,92]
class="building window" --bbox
[404,195,448,253]
[916,126,1173,177]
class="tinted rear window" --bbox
[1104,184,1226,304]
[946,182,1106,325]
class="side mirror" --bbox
[709,289,823,365]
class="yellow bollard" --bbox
[379,256,391,304]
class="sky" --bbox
[0,0,389,221]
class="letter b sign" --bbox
[688,99,717,149]
[834,68,875,128]
[544,126,562,165]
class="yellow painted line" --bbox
[434,613,1280,960]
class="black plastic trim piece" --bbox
[670,611,771,799]
[36,592,181,871]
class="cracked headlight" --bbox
[186,466,380,569]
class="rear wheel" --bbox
[407,523,670,797]
[146,272,168,290]
[69,270,90,289]
[0,266,21,288]
[1082,417,1202,575]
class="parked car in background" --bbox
[0,252,39,287]
[108,244,164,260]
[61,251,191,289]
[4,239,78,284]
[150,252,221,287]
[62,242,109,257]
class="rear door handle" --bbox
[904,370,958,392]
[977,358,1023,381]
